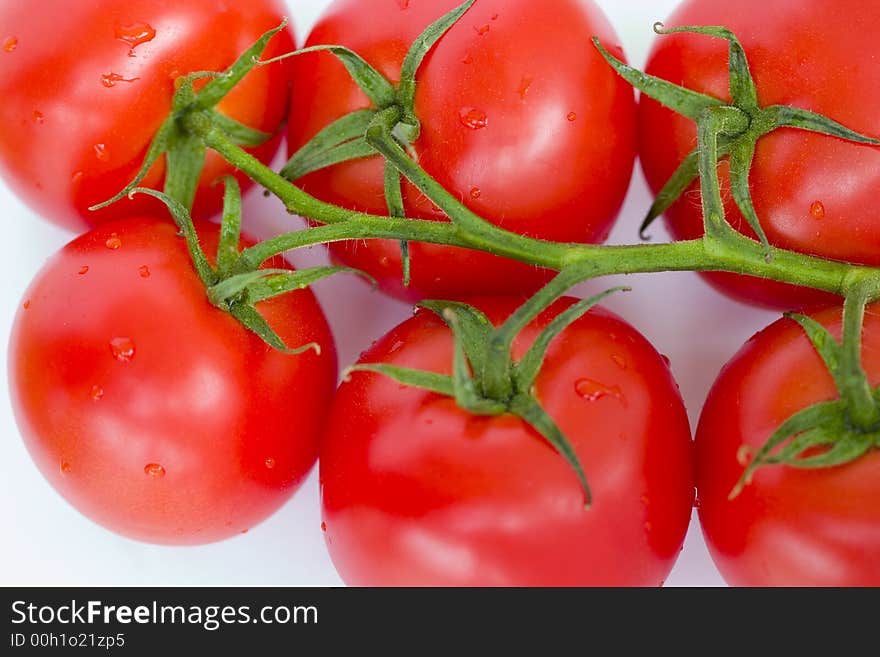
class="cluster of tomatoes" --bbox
[3,0,880,587]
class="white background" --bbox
[0,0,782,587]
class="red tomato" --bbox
[320,297,693,586]
[9,216,337,544]
[288,0,637,302]
[638,0,880,309]
[0,0,295,232]
[696,306,880,585]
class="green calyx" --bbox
[274,0,476,287]
[347,271,629,508]
[732,282,880,498]
[129,180,371,355]
[90,23,287,215]
[593,24,880,249]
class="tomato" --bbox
[320,297,693,586]
[0,0,295,232]
[8,216,337,544]
[287,0,637,302]
[638,0,880,309]
[696,306,880,585]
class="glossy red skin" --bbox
[697,306,880,586]
[288,0,637,302]
[639,0,880,310]
[321,298,693,586]
[0,0,295,232]
[9,217,337,545]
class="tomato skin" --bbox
[9,217,336,545]
[0,0,295,232]
[638,0,880,309]
[288,0,637,302]
[320,298,693,586]
[696,306,880,586]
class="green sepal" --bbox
[246,266,374,303]
[229,303,321,356]
[592,36,723,120]
[164,127,207,212]
[196,21,289,109]
[766,105,880,146]
[264,44,395,108]
[281,110,378,180]
[509,395,592,508]
[514,287,629,393]
[653,24,759,110]
[215,176,243,276]
[785,312,843,386]
[729,139,770,252]
[345,364,454,397]
[129,188,216,286]
[397,0,475,117]
[384,161,411,287]
[211,112,272,147]
[418,300,493,379]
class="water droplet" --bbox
[78,265,89,275]
[737,445,754,466]
[492,13,499,21]
[469,187,482,199]
[60,462,71,474]
[109,337,136,362]
[611,354,627,370]
[105,233,122,249]
[320,522,327,532]
[71,171,84,185]
[474,24,490,36]
[93,143,109,162]
[115,22,156,56]
[461,53,473,65]
[459,107,488,130]
[518,76,533,100]
[395,0,410,8]
[810,201,826,220]
[144,463,165,477]
[265,457,276,470]
[22,300,30,310]
[574,378,625,404]
[567,112,577,122]
[138,265,151,278]
[90,385,104,401]
[32,110,44,124]
[101,72,139,88]
[660,354,671,368]
[240,529,249,535]
[3,36,17,52]
[379,256,391,268]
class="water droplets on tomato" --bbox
[78,265,90,276]
[93,143,109,162]
[101,72,139,88]
[32,110,44,124]
[265,457,276,470]
[321,522,327,532]
[90,385,104,401]
[22,300,30,310]
[611,354,627,370]
[138,265,151,278]
[115,22,156,56]
[459,107,488,130]
[109,337,136,362]
[105,234,122,250]
[60,462,71,474]
[144,463,165,478]
[518,76,533,100]
[3,36,17,52]
[574,378,626,405]
[395,0,410,9]
[469,187,482,200]
[567,112,577,122]
[474,24,490,36]
[810,201,826,220]
[661,354,672,368]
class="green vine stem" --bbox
[186,114,880,300]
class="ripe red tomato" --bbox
[639,0,880,309]
[696,306,880,585]
[0,0,295,232]
[320,297,693,586]
[9,216,337,544]
[288,0,637,301]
